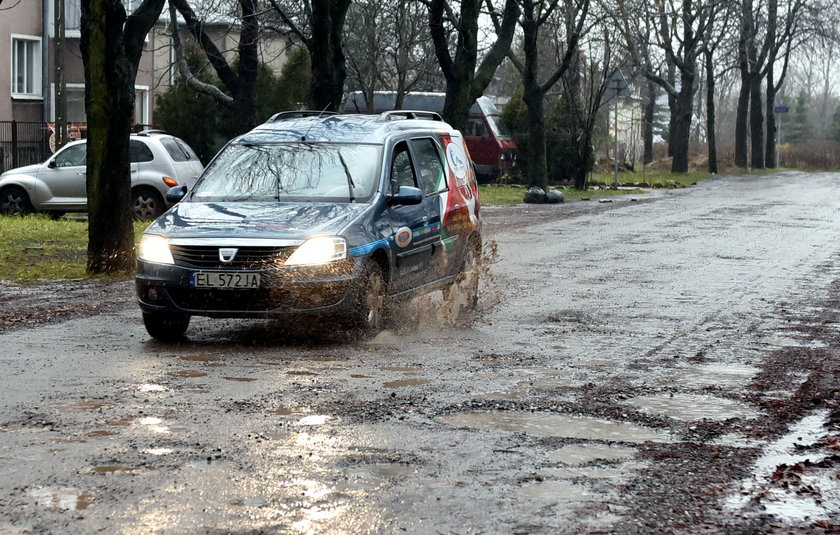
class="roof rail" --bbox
[135,129,168,136]
[269,110,338,121]
[378,110,443,122]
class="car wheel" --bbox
[0,186,33,216]
[443,242,480,320]
[142,311,190,341]
[132,187,164,221]
[348,263,387,336]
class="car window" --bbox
[390,143,417,193]
[130,140,154,163]
[410,138,445,194]
[466,118,488,138]
[190,142,380,202]
[54,144,86,167]
[175,138,200,161]
[160,138,191,162]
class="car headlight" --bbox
[285,237,347,266]
[138,235,175,264]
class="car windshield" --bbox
[486,114,512,138]
[189,143,381,202]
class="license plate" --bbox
[191,272,260,289]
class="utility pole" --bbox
[54,0,68,151]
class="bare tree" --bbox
[427,0,520,132]
[269,0,352,111]
[506,0,589,191]
[80,0,166,273]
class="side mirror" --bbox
[47,159,57,169]
[166,185,188,203]
[388,186,423,206]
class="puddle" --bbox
[104,416,134,427]
[548,444,637,465]
[287,370,318,376]
[181,389,211,394]
[342,463,417,489]
[167,370,208,378]
[350,374,373,379]
[138,417,170,434]
[517,377,578,389]
[624,394,760,421]
[143,448,174,456]
[472,390,524,400]
[541,467,635,480]
[222,377,256,382]
[138,384,168,393]
[27,487,93,511]
[726,410,837,522]
[93,465,135,474]
[383,379,430,388]
[652,363,760,389]
[381,366,421,373]
[178,355,223,362]
[53,401,113,411]
[85,430,118,437]
[267,406,306,416]
[519,480,600,502]
[296,415,336,426]
[439,411,670,443]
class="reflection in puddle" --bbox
[439,411,670,443]
[624,394,759,421]
[519,480,599,502]
[138,416,169,434]
[548,444,637,465]
[383,379,430,388]
[28,487,93,511]
[138,384,168,393]
[342,463,417,489]
[93,465,135,474]
[105,416,134,427]
[167,370,208,378]
[53,400,113,411]
[296,415,336,426]
[144,448,174,456]
[727,410,837,523]
[653,363,759,389]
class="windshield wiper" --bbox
[338,154,356,202]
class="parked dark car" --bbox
[135,111,482,340]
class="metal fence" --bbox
[0,121,51,174]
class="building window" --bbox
[65,0,81,34]
[11,35,42,99]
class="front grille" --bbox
[169,245,292,269]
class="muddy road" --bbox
[1,171,838,534]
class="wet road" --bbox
[1,171,839,534]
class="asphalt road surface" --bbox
[1,171,838,534]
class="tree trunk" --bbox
[765,72,777,168]
[643,80,656,165]
[309,0,351,111]
[80,0,164,274]
[670,70,694,173]
[705,50,718,174]
[749,74,765,168]
[520,4,547,191]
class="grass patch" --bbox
[589,170,710,187]
[0,215,150,282]
[479,184,649,206]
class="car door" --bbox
[386,140,435,292]
[408,136,457,281]
[37,142,88,209]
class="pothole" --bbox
[439,411,670,443]
[548,444,637,465]
[623,393,760,421]
[27,487,93,511]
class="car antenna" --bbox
[300,103,333,142]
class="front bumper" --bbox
[135,258,364,319]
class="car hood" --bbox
[0,163,41,179]
[146,201,371,240]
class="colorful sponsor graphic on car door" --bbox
[437,134,479,276]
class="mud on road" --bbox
[0,172,838,534]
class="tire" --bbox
[142,311,190,341]
[131,187,165,221]
[347,263,387,336]
[0,186,33,216]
